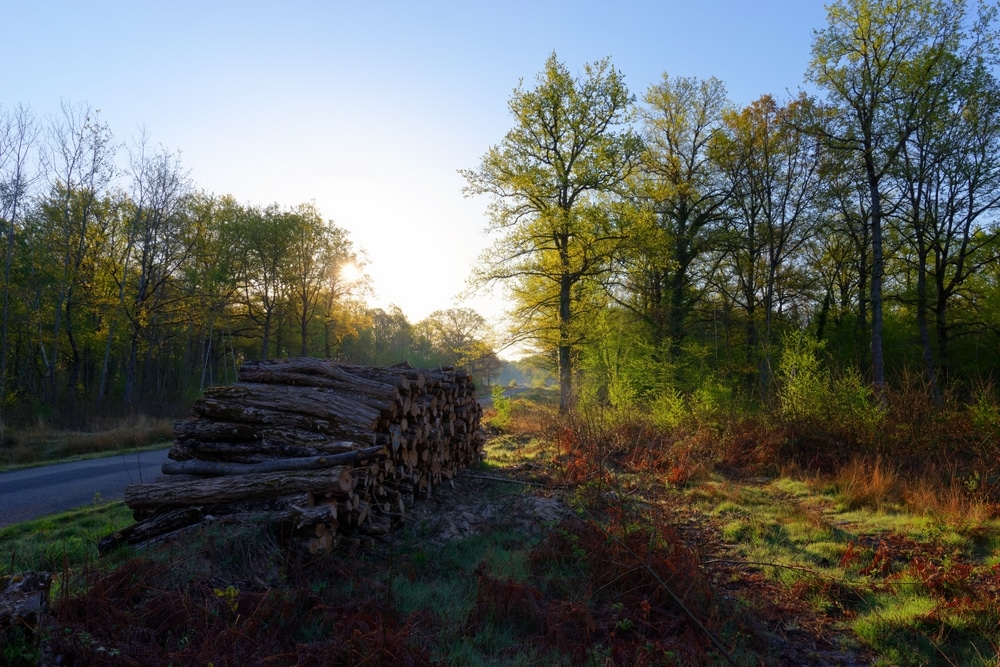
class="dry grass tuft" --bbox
[834,456,902,511]
[903,473,998,525]
[0,415,175,467]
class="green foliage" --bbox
[1,624,41,667]
[689,376,735,425]
[0,501,134,577]
[650,387,688,430]
[777,331,829,421]
[969,385,1000,437]
[489,384,511,428]
[777,331,884,435]
[831,366,884,432]
[577,307,671,411]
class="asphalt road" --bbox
[0,448,172,527]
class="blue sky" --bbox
[6,1,830,329]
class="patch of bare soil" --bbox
[390,471,572,547]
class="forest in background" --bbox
[465,0,1000,420]
[3,0,1000,430]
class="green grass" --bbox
[0,500,134,577]
[684,475,1000,666]
[480,433,553,469]
[380,514,553,664]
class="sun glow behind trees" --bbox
[0,104,509,422]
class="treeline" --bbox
[465,0,1000,412]
[0,106,499,426]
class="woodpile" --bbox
[101,358,485,554]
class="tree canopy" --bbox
[462,53,642,411]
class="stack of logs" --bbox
[100,358,485,554]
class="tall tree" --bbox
[622,74,732,354]
[320,253,368,360]
[710,94,824,397]
[812,152,874,362]
[807,0,992,391]
[462,53,642,411]
[282,203,355,357]
[118,137,194,404]
[39,103,115,408]
[416,307,496,377]
[226,203,295,361]
[0,105,38,392]
[893,58,1000,393]
[366,305,412,366]
[178,193,242,390]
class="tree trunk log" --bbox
[203,383,385,431]
[161,446,384,476]
[124,467,354,510]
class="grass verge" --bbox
[0,415,174,470]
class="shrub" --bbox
[650,388,688,431]
[777,331,884,460]
[777,331,830,422]
[488,384,512,429]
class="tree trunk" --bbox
[558,272,573,413]
[916,249,941,405]
[865,159,886,394]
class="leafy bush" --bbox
[969,384,1000,437]
[650,388,688,431]
[777,331,831,422]
[777,331,883,441]
[489,384,511,428]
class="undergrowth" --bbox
[0,415,174,469]
[4,379,1000,665]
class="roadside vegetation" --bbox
[0,416,174,470]
[4,378,1000,665]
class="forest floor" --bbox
[5,422,1000,665]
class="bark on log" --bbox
[241,357,400,396]
[99,506,207,554]
[192,398,337,434]
[124,467,354,510]
[204,384,385,431]
[173,418,262,443]
[239,358,401,402]
[161,446,384,476]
